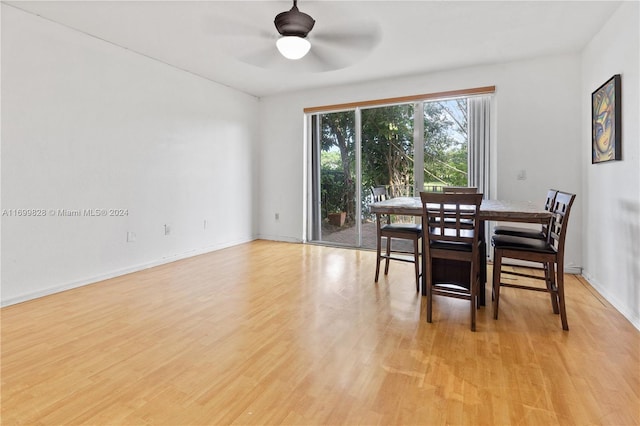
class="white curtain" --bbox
[468,95,492,259]
[468,96,491,198]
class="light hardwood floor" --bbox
[2,240,639,425]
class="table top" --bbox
[370,196,552,223]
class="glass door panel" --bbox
[311,111,357,246]
[423,98,469,191]
[360,104,415,250]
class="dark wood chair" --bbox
[373,186,422,292]
[420,192,484,331]
[493,189,558,239]
[491,191,576,330]
[443,186,478,194]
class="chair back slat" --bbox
[547,191,576,256]
[541,189,559,235]
[371,186,388,202]
[442,186,479,194]
[420,192,483,246]
[544,189,559,211]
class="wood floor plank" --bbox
[1,240,639,425]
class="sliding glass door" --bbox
[309,95,479,249]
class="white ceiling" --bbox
[5,1,622,97]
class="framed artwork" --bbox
[592,74,621,163]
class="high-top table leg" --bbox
[421,216,427,296]
[479,219,487,306]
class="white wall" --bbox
[258,54,583,271]
[581,1,640,328]
[1,5,259,305]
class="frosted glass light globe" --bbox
[276,36,311,60]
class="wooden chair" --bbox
[373,186,422,292]
[493,189,558,239]
[443,186,478,194]
[420,192,484,331]
[491,191,576,330]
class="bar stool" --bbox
[372,186,422,292]
[420,192,484,331]
[492,191,576,330]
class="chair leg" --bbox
[384,237,391,275]
[426,257,433,323]
[470,270,477,332]
[555,262,569,331]
[375,235,382,283]
[477,261,482,309]
[492,249,502,320]
[421,238,427,296]
[545,261,559,314]
[413,237,420,293]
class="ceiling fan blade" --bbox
[201,2,276,40]
[311,22,382,51]
[237,45,337,73]
[238,46,284,69]
[305,44,351,72]
[203,16,273,41]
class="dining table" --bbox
[369,196,553,305]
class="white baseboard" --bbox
[1,237,255,307]
[255,234,303,244]
[581,272,640,331]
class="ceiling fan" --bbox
[274,0,315,60]
[213,1,381,73]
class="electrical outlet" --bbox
[517,169,527,180]
[164,224,170,235]
[275,213,280,220]
[127,231,136,242]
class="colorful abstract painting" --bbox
[592,74,621,163]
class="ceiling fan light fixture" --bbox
[274,1,315,60]
[276,36,311,60]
